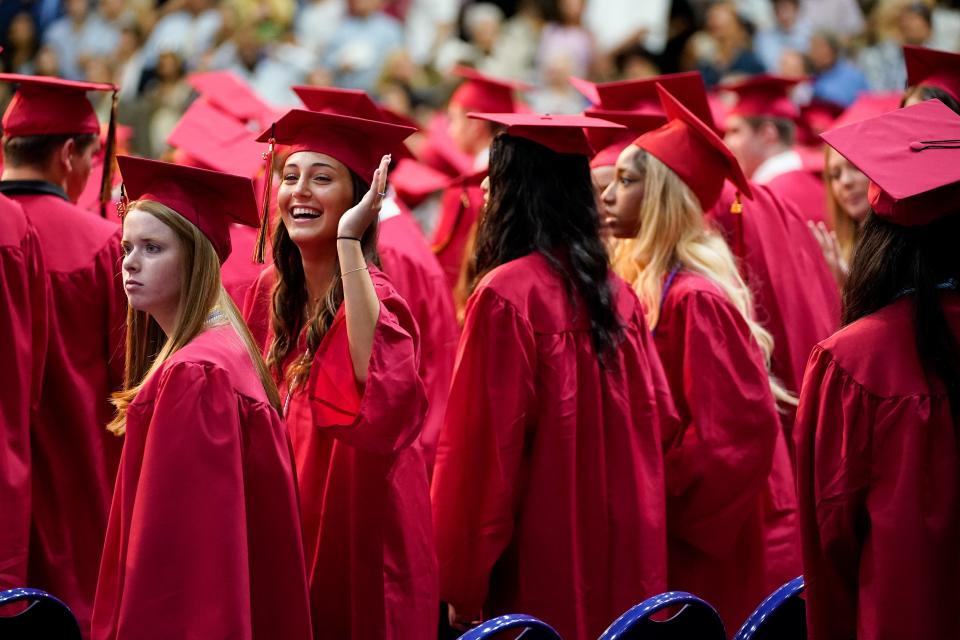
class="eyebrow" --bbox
[284,162,337,171]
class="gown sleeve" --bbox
[114,362,253,639]
[431,286,537,620]
[794,345,870,640]
[663,290,780,557]
[102,230,127,390]
[307,273,427,454]
[0,220,46,590]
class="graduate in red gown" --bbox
[723,75,828,226]
[603,86,800,635]
[0,193,46,592]
[0,74,125,635]
[91,157,311,640]
[432,67,527,291]
[242,110,437,640]
[432,113,674,640]
[290,85,458,473]
[796,99,960,640]
[165,96,269,306]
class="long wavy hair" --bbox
[824,148,862,266]
[108,200,281,435]
[844,212,960,415]
[610,148,796,406]
[266,169,378,392]
[468,133,624,362]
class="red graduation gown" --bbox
[0,195,47,591]
[710,183,840,428]
[765,168,827,226]
[795,294,960,640]
[432,183,485,291]
[654,271,800,635]
[244,266,437,640]
[3,183,126,635]
[91,325,312,640]
[220,223,262,307]
[432,253,672,640]
[378,201,458,474]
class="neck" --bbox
[1,165,61,187]
[300,244,339,305]
[153,307,179,338]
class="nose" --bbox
[601,180,615,204]
[122,248,139,274]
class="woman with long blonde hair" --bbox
[601,87,799,633]
[91,157,311,640]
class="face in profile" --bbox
[723,114,766,178]
[826,146,870,224]
[64,137,101,203]
[600,145,645,239]
[278,151,356,251]
[121,207,185,324]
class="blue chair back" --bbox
[598,591,725,640]
[456,613,563,640]
[733,576,806,640]
[0,587,82,639]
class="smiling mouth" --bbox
[291,206,322,220]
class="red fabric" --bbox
[432,253,673,640]
[0,74,113,136]
[795,294,960,640]
[378,204,458,475]
[765,168,828,226]
[220,223,263,307]
[710,183,840,400]
[7,189,126,637]
[0,195,47,592]
[243,267,437,640]
[432,183,485,291]
[91,325,311,639]
[654,271,800,635]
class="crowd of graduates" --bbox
[0,35,958,640]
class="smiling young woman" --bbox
[91,156,311,640]
[241,110,437,640]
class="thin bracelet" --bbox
[337,235,362,242]
[341,265,369,277]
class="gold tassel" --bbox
[254,124,276,264]
[730,191,744,259]
[99,88,119,218]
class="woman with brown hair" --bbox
[92,157,311,640]
[242,109,437,640]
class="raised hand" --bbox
[338,154,391,239]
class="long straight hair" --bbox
[108,200,282,435]
[468,133,624,363]
[610,149,796,406]
[844,212,960,414]
[824,148,861,265]
[266,169,377,392]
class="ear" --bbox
[59,137,77,174]
[759,120,780,145]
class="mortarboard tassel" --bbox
[99,88,119,218]
[731,190,744,260]
[253,123,276,264]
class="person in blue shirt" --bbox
[808,31,869,107]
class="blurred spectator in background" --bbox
[538,0,595,79]
[323,0,404,91]
[858,2,933,92]
[3,12,40,74]
[141,0,222,70]
[44,0,122,80]
[145,50,192,156]
[807,31,868,106]
[436,3,505,73]
[404,0,459,67]
[799,0,864,40]
[295,0,345,57]
[692,1,765,86]
[754,0,812,72]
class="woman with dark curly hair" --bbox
[431,113,675,640]
[241,109,436,640]
[797,98,960,640]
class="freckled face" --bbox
[121,208,184,321]
[277,151,355,250]
[600,145,645,239]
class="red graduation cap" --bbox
[449,65,530,113]
[390,158,452,208]
[187,70,278,128]
[831,91,902,129]
[167,98,264,179]
[579,72,714,124]
[798,98,845,143]
[568,76,601,105]
[467,112,625,157]
[0,73,115,136]
[257,109,415,180]
[591,140,629,169]
[903,44,960,104]
[116,155,260,262]
[635,84,753,211]
[724,74,801,120]
[820,98,960,226]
